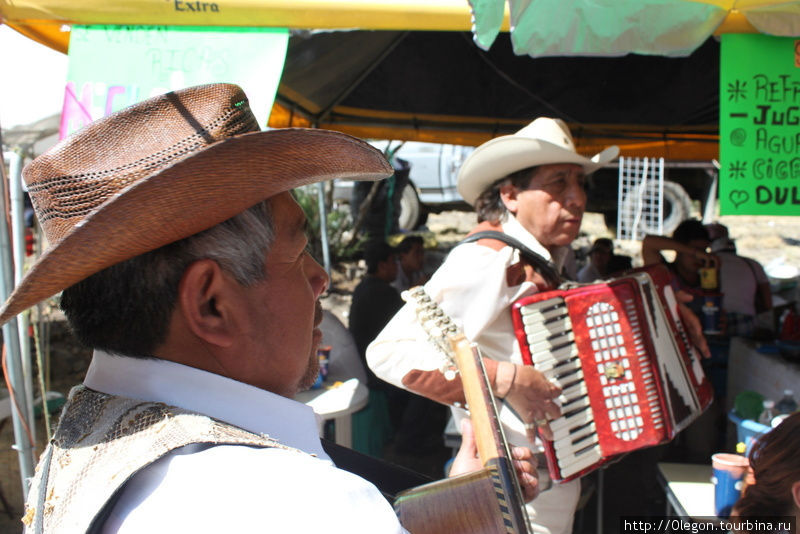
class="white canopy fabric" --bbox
[468,0,800,56]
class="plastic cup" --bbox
[317,345,331,381]
[701,293,723,334]
[711,453,749,518]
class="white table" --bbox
[295,377,368,447]
[294,310,370,448]
[657,462,714,518]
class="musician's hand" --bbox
[509,442,540,502]
[448,418,483,477]
[504,364,561,441]
[675,290,711,359]
[449,420,540,502]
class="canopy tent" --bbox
[468,0,800,57]
[270,30,721,159]
[2,0,797,157]
[0,0,797,504]
[0,0,782,56]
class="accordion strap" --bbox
[458,230,563,288]
[320,439,433,501]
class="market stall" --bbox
[1,0,799,523]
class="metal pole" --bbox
[310,121,331,276]
[702,161,719,224]
[0,144,36,497]
[596,468,604,534]
[317,181,331,275]
[616,157,624,241]
[8,151,36,440]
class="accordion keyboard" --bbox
[514,279,668,481]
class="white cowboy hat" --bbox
[457,117,619,205]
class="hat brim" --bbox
[457,136,619,205]
[0,128,392,324]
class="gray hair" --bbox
[60,200,274,358]
[474,166,538,224]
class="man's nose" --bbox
[306,254,329,298]
[565,179,587,209]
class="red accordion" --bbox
[511,264,713,483]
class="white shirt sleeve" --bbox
[103,445,407,534]
[368,242,535,389]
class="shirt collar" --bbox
[501,214,569,270]
[83,350,327,458]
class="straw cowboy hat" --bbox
[0,83,392,325]
[457,117,619,205]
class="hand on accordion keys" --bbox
[674,289,711,359]
[497,361,563,441]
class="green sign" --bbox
[62,25,288,137]
[720,34,800,216]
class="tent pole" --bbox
[0,134,36,498]
[8,151,37,440]
[311,121,331,275]
[317,181,331,275]
[702,163,719,224]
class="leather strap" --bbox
[320,439,434,501]
[34,443,54,534]
[459,230,562,288]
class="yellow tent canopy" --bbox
[0,0,766,57]
[0,0,794,157]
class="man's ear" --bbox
[499,182,519,214]
[792,480,800,510]
[177,259,240,347]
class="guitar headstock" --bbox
[402,286,462,380]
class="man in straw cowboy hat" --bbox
[3,84,538,532]
[368,118,619,533]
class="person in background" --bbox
[705,222,773,339]
[348,241,407,456]
[642,219,722,461]
[732,411,800,532]
[561,245,579,281]
[641,218,717,320]
[577,237,613,282]
[350,240,449,457]
[350,241,404,389]
[369,117,620,534]
[606,253,633,277]
[5,84,538,533]
[391,234,429,291]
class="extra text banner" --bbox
[720,34,800,216]
[62,25,288,137]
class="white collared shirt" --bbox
[368,215,567,449]
[366,216,580,534]
[85,351,406,534]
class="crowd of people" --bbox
[1,82,790,533]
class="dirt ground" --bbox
[0,208,798,532]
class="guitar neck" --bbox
[450,334,532,534]
[451,335,510,464]
[402,286,532,533]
